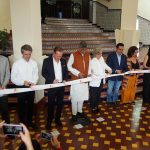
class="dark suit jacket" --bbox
[42,55,68,84]
[106,52,128,81]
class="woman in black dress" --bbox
[143,47,150,103]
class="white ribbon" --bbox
[0,70,150,95]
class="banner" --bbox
[0,70,149,95]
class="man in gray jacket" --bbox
[0,55,10,123]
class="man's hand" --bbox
[51,136,61,149]
[0,86,4,90]
[78,73,85,78]
[53,79,59,84]
[0,121,5,129]
[115,70,122,74]
[19,123,34,150]
[108,70,112,74]
[30,83,35,86]
[24,81,30,87]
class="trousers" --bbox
[71,100,84,115]
[0,96,10,123]
[47,87,64,122]
[17,86,35,125]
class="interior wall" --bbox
[96,3,121,30]
[96,0,122,9]
[138,16,150,45]
[0,0,11,31]
[138,0,150,21]
[121,0,138,30]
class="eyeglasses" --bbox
[96,52,102,55]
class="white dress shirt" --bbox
[53,57,62,82]
[89,57,112,87]
[11,58,39,86]
[116,52,122,65]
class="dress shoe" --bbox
[55,120,63,127]
[71,115,78,122]
[106,102,112,106]
[28,123,38,129]
[92,107,100,113]
[95,107,100,112]
[77,112,86,118]
[113,101,118,106]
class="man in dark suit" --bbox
[42,47,68,129]
[106,43,128,105]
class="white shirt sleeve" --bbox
[88,56,91,75]
[11,63,24,86]
[30,62,39,84]
[67,54,80,77]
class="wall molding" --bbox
[138,15,150,22]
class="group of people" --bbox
[0,41,150,137]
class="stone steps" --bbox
[45,18,89,23]
[42,32,115,37]
[42,39,114,44]
[42,24,93,27]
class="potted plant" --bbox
[0,29,9,51]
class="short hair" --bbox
[92,47,103,57]
[116,43,124,48]
[54,47,63,53]
[21,44,32,53]
[79,41,87,48]
[127,46,138,58]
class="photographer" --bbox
[19,123,34,150]
[0,121,34,150]
[0,121,63,150]
[51,136,62,150]
[35,133,63,150]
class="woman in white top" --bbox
[89,48,112,113]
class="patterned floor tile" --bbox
[0,100,150,149]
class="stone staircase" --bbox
[42,18,116,56]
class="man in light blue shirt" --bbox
[106,43,128,105]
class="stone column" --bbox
[10,0,45,103]
[115,0,140,54]
[0,0,11,31]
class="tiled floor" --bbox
[0,99,150,150]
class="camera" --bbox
[41,132,52,141]
[3,124,23,136]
